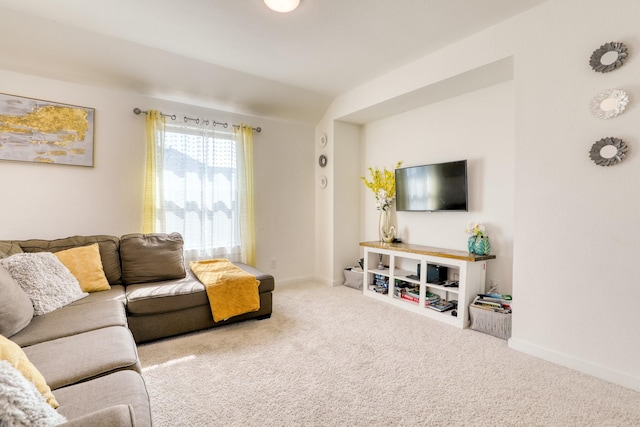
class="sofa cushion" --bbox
[235,262,275,293]
[0,264,34,337]
[0,335,59,408]
[10,299,127,347]
[0,360,67,425]
[59,404,135,427]
[0,252,88,316]
[54,243,111,292]
[120,232,186,284]
[68,284,126,307]
[0,240,23,258]
[11,235,122,285]
[23,326,141,390]
[55,371,151,427]
[126,269,207,315]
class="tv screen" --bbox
[395,160,468,212]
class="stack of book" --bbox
[472,293,512,314]
[370,274,389,294]
[427,299,457,312]
[399,287,420,303]
[424,292,441,306]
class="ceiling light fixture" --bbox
[263,0,300,13]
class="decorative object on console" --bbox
[465,221,490,255]
[589,137,628,167]
[589,41,628,73]
[589,89,629,119]
[473,236,491,256]
[0,93,95,167]
[361,161,402,243]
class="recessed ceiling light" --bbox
[263,0,300,13]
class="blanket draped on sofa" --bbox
[189,259,260,322]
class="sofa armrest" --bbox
[59,405,136,427]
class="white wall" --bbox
[0,69,315,284]
[316,0,640,391]
[360,81,515,292]
[507,0,640,390]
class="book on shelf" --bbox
[400,292,419,303]
[427,299,455,312]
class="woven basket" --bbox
[469,305,512,340]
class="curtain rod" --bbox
[132,108,261,133]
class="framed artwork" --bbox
[0,93,95,167]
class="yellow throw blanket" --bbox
[190,259,260,322]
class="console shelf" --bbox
[360,241,496,328]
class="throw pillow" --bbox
[0,265,34,337]
[0,335,59,408]
[120,232,186,284]
[54,243,111,292]
[0,360,66,426]
[0,252,88,316]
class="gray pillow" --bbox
[0,360,67,426]
[0,252,88,316]
[120,232,186,284]
[0,264,34,337]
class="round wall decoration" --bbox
[319,175,328,188]
[318,154,327,168]
[589,42,628,73]
[589,137,628,166]
[319,133,328,147]
[589,89,629,119]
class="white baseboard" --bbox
[275,275,315,286]
[509,338,640,392]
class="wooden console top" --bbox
[360,241,496,262]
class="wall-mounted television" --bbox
[395,160,468,212]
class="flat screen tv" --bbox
[395,160,468,212]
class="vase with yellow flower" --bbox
[361,161,402,243]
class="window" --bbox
[155,123,242,262]
[144,111,255,265]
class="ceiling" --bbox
[0,0,547,122]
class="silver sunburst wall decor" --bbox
[589,42,629,73]
[589,89,629,119]
[589,137,629,167]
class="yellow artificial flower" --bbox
[361,161,402,210]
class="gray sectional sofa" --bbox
[0,233,274,426]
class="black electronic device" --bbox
[427,264,448,284]
[395,160,468,212]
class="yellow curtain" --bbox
[143,110,165,233]
[234,125,256,266]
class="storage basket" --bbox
[343,268,363,290]
[469,305,512,340]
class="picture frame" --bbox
[0,93,95,167]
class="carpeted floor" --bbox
[138,281,640,426]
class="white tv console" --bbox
[360,241,496,328]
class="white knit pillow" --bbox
[0,360,67,426]
[0,252,88,316]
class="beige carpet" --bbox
[138,281,640,426]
